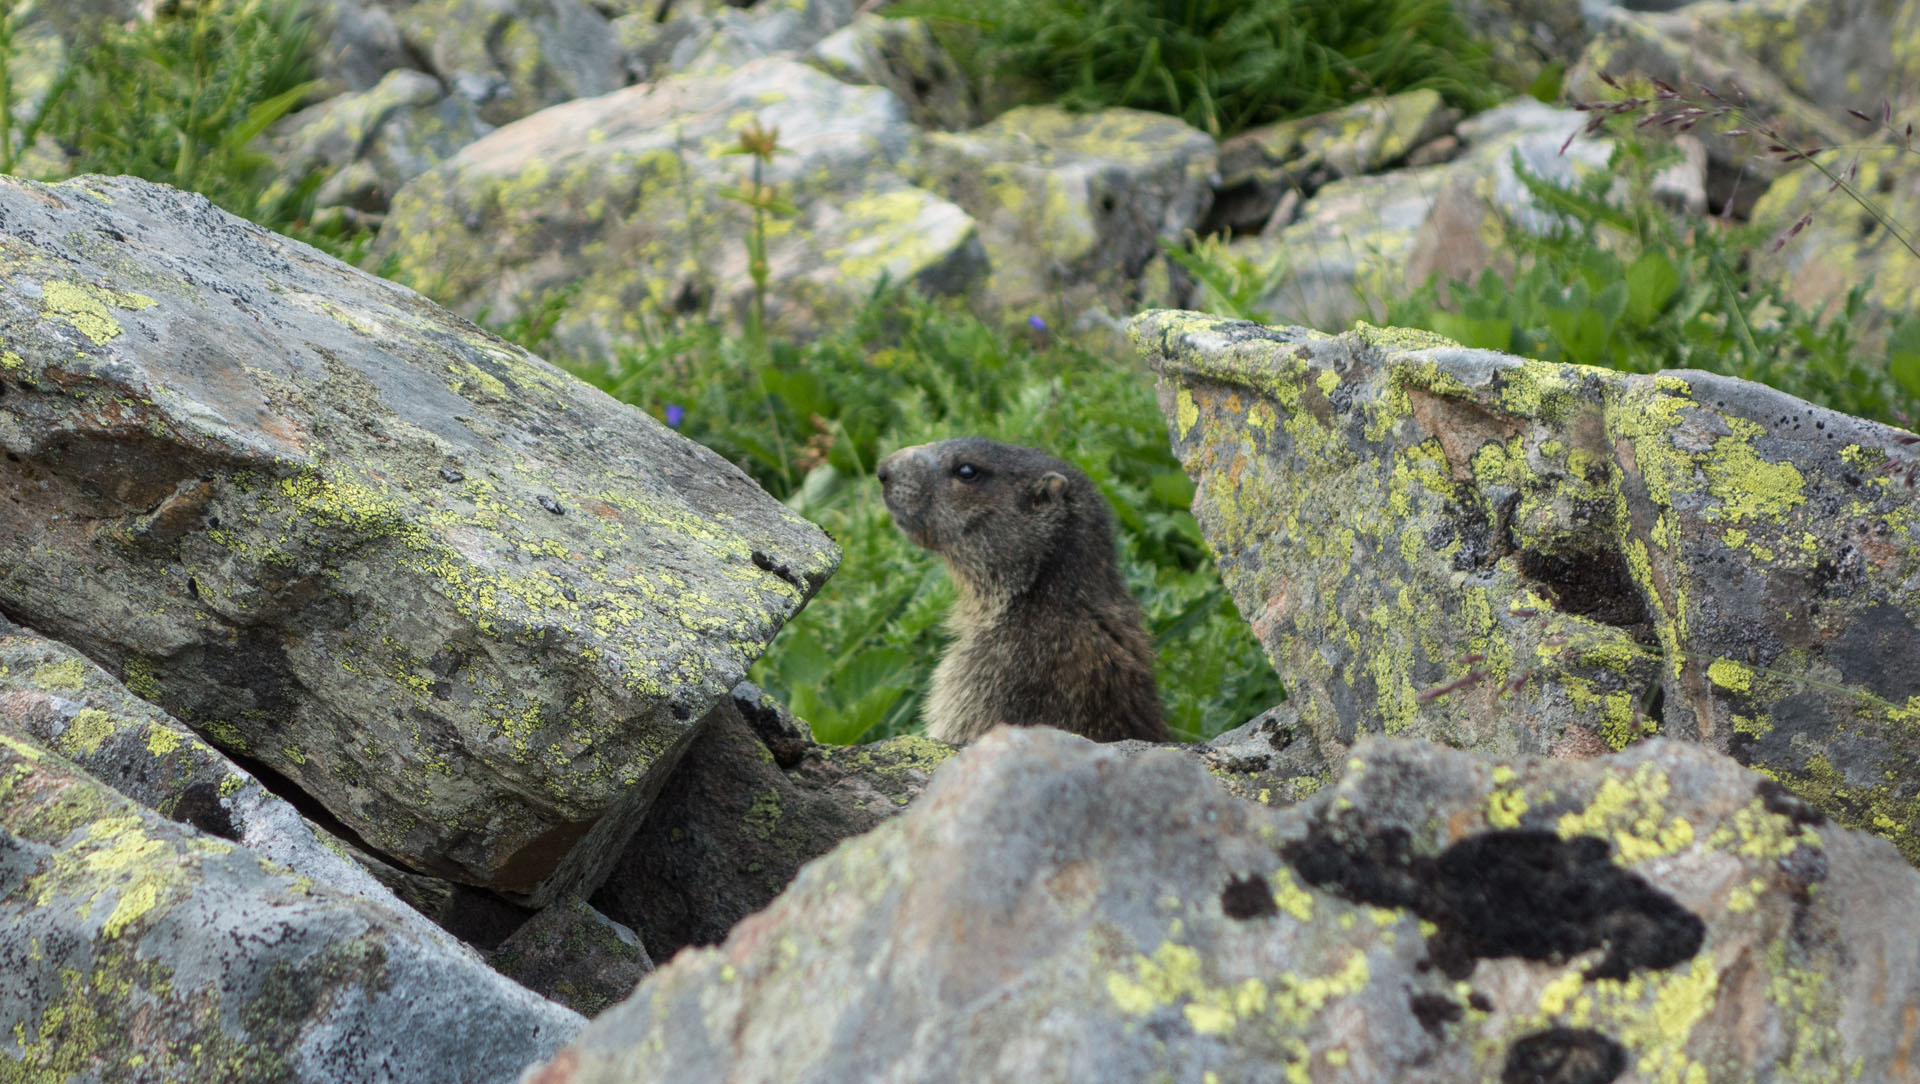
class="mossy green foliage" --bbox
[0,0,360,254]
[894,0,1499,138]
[560,289,1284,745]
[1385,137,1920,429]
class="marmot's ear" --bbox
[1028,471,1068,508]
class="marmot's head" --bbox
[876,438,1113,602]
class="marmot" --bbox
[876,438,1172,745]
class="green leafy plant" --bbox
[562,290,1285,744]
[0,2,76,176]
[32,0,323,230]
[1373,138,1920,427]
[897,0,1499,137]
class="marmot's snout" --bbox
[876,443,937,548]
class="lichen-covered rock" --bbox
[523,725,1920,1082]
[1196,702,1335,807]
[1233,99,1707,343]
[274,68,495,215]
[1751,152,1920,328]
[307,0,414,94]
[807,14,974,132]
[639,0,857,79]
[0,616,459,943]
[1562,0,1910,213]
[489,899,652,1017]
[0,174,837,905]
[1133,310,1920,861]
[1448,0,1593,89]
[0,728,583,1083]
[374,57,984,360]
[591,690,950,961]
[391,0,632,126]
[913,105,1216,321]
[1210,90,1458,235]
[1229,100,1602,330]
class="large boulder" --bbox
[523,726,1920,1081]
[390,0,633,127]
[1209,90,1459,236]
[0,728,583,1083]
[0,616,433,935]
[1751,152,1920,330]
[373,57,984,360]
[1133,311,1920,861]
[0,174,837,905]
[913,105,1217,322]
[807,14,974,132]
[1563,0,1917,215]
[273,68,496,216]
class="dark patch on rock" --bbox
[1220,873,1279,920]
[1284,822,1704,980]
[1514,546,1652,639]
[438,884,534,951]
[1501,1027,1627,1084]
[1832,603,1920,704]
[1409,992,1463,1036]
[167,779,240,841]
[1756,778,1826,829]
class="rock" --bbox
[1195,702,1334,807]
[392,0,632,126]
[808,14,974,131]
[274,68,495,215]
[913,105,1216,321]
[591,690,950,961]
[489,898,652,1017]
[1448,0,1593,89]
[659,0,857,79]
[1209,90,1459,235]
[308,0,414,94]
[1133,310,1920,861]
[1233,99,1708,331]
[0,174,837,905]
[1563,0,1905,213]
[374,57,984,359]
[0,727,583,1083]
[522,726,1920,1082]
[1751,152,1920,330]
[0,616,457,942]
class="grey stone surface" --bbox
[808,14,974,131]
[0,173,837,905]
[391,0,633,126]
[523,725,1920,1082]
[490,898,652,1017]
[275,68,495,215]
[0,616,462,946]
[592,691,950,962]
[1134,310,1920,863]
[0,727,582,1083]
[374,57,984,359]
[913,105,1217,320]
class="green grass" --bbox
[2,0,361,255]
[561,293,1286,744]
[898,0,1501,137]
[1382,139,1920,427]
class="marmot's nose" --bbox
[877,444,930,486]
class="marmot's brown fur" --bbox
[876,438,1172,745]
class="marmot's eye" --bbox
[953,463,981,481]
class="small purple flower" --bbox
[1028,314,1048,333]
[664,404,686,429]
